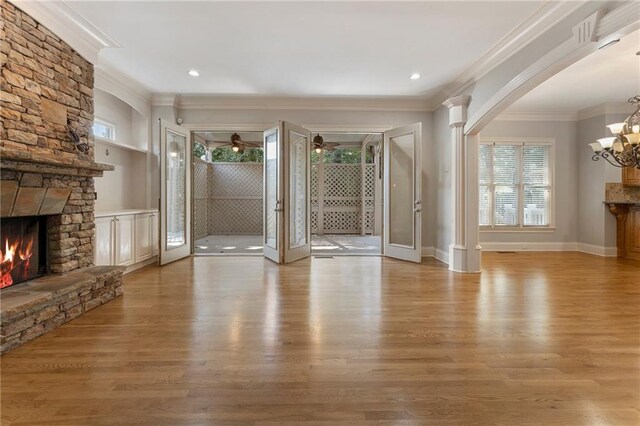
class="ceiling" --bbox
[69,1,544,97]
[508,28,640,112]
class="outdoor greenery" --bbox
[193,142,207,159]
[210,147,264,163]
[311,147,375,164]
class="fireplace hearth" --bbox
[1,216,47,288]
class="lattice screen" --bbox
[208,163,263,235]
[193,159,209,240]
[311,163,375,235]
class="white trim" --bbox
[576,243,618,257]
[8,0,120,64]
[577,102,635,121]
[124,256,157,274]
[465,1,640,136]
[481,242,578,252]
[495,110,578,122]
[182,123,271,132]
[95,64,151,117]
[431,1,588,107]
[421,246,435,258]
[173,95,431,112]
[480,227,556,234]
[434,247,449,265]
[151,93,181,107]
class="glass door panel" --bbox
[159,119,191,265]
[263,122,311,264]
[263,127,281,263]
[284,124,310,262]
[384,123,422,263]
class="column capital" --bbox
[443,95,471,127]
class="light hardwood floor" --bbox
[1,253,639,425]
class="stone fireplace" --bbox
[0,1,125,354]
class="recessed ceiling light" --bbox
[188,70,200,77]
[410,73,421,80]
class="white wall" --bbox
[150,105,438,249]
[478,120,578,245]
[576,112,624,252]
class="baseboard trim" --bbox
[421,246,435,258]
[481,242,578,252]
[480,242,617,257]
[576,243,618,257]
[124,256,158,274]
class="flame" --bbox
[1,236,34,288]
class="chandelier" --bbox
[590,95,640,169]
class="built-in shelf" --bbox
[95,137,147,153]
[95,209,157,218]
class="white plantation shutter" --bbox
[493,145,520,226]
[523,145,551,226]
[478,144,492,226]
[479,141,553,228]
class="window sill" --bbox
[480,227,556,233]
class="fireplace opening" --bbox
[1,216,47,288]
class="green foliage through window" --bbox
[210,147,264,163]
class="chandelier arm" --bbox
[600,152,624,168]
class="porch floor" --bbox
[194,235,381,255]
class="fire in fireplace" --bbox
[1,217,47,288]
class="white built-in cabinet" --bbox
[94,210,158,270]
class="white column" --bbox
[443,95,481,273]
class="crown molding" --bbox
[431,1,589,107]
[171,94,432,112]
[9,0,120,64]
[577,102,634,121]
[151,93,182,107]
[495,110,578,122]
[95,63,151,116]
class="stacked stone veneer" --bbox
[0,2,124,354]
[1,266,125,354]
[1,1,95,162]
[1,1,104,274]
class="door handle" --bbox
[414,200,422,213]
[274,200,283,212]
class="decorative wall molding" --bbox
[8,0,120,64]
[431,1,589,107]
[151,93,181,107]
[495,110,578,122]
[577,102,635,121]
[95,63,151,116]
[171,94,432,112]
[465,1,640,135]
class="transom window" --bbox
[93,118,116,141]
[479,139,554,228]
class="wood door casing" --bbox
[622,167,640,186]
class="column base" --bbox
[448,244,482,273]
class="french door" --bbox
[159,118,191,265]
[263,121,312,264]
[383,123,422,263]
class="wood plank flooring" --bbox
[1,253,639,425]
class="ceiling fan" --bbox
[212,133,262,153]
[313,134,340,153]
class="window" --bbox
[93,118,115,141]
[479,139,553,228]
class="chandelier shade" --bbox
[590,95,640,169]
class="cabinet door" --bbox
[627,206,640,261]
[622,167,640,186]
[151,212,159,256]
[95,216,114,265]
[135,213,153,262]
[115,215,135,266]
